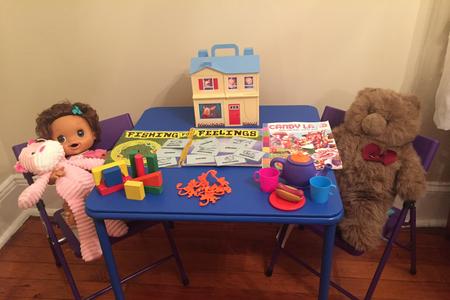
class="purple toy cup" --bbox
[253,167,280,193]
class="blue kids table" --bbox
[86,105,344,300]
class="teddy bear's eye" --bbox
[31,152,35,155]
[57,135,66,144]
[77,129,85,137]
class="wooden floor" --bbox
[1,217,449,300]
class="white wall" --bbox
[1,1,449,239]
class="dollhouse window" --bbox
[244,76,254,89]
[199,103,222,119]
[227,77,237,89]
[198,78,218,90]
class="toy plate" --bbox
[269,191,306,211]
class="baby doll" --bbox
[32,101,128,261]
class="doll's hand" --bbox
[49,167,65,185]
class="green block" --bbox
[144,185,163,195]
[145,153,159,173]
[128,150,138,178]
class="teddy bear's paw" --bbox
[397,180,426,202]
[339,222,381,252]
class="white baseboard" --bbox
[0,210,29,249]
[0,174,62,250]
[1,175,449,250]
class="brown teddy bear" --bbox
[333,88,426,252]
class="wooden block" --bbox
[92,160,128,186]
[135,153,146,177]
[102,166,123,187]
[144,185,163,195]
[145,153,159,173]
[128,150,138,178]
[133,170,163,187]
[96,175,132,196]
[124,180,145,200]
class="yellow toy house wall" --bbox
[224,73,259,98]
[192,71,260,127]
[193,98,226,127]
[222,96,259,126]
[191,68,225,100]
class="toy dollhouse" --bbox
[190,44,260,127]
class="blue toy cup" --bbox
[309,176,336,204]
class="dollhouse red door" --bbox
[228,104,241,125]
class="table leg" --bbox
[94,218,124,300]
[318,224,336,300]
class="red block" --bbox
[133,171,163,187]
[135,153,146,177]
[96,176,132,196]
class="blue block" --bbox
[102,166,123,187]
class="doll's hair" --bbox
[35,101,101,140]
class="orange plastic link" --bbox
[176,170,231,206]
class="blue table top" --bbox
[86,105,343,225]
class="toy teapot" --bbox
[270,154,330,187]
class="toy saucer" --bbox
[269,191,306,211]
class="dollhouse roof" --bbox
[190,54,260,75]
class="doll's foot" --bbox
[80,241,103,262]
[105,220,129,237]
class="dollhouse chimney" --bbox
[198,50,209,57]
[243,48,254,55]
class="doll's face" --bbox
[50,115,96,156]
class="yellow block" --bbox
[124,180,145,200]
[92,160,128,186]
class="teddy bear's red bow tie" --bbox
[362,143,397,165]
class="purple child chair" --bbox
[265,106,440,300]
[12,113,189,300]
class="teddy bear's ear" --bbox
[404,94,421,110]
[357,88,377,97]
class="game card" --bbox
[218,143,241,153]
[235,148,265,162]
[195,137,218,147]
[215,154,246,166]
[186,154,216,165]
[162,139,189,149]
[191,145,219,157]
[157,156,178,168]
[156,148,182,157]
[230,137,257,149]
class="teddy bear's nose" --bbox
[361,113,387,137]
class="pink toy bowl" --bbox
[253,167,280,193]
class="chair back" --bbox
[320,106,346,129]
[92,113,133,150]
[320,106,440,171]
[412,135,440,172]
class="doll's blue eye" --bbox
[57,135,66,143]
[77,129,85,137]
